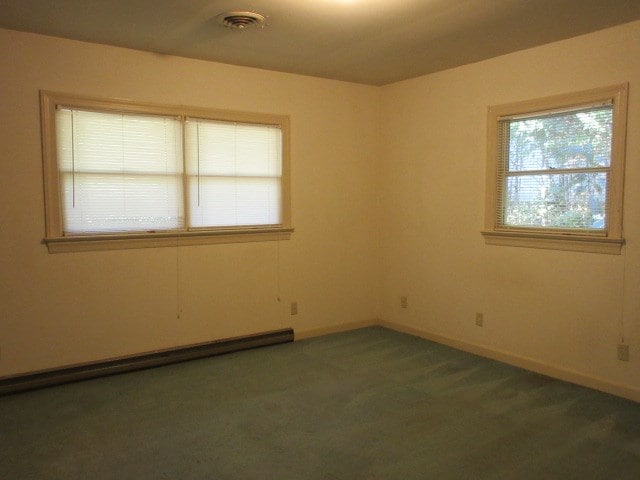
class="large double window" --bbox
[483,84,628,254]
[41,92,291,252]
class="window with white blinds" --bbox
[56,109,184,234]
[40,92,291,252]
[185,118,282,228]
[483,84,628,254]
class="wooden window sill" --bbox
[44,228,294,253]
[481,230,623,254]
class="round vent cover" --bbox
[216,11,266,30]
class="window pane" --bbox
[503,172,607,229]
[189,177,281,227]
[185,119,282,177]
[61,173,184,233]
[57,109,183,174]
[507,106,612,172]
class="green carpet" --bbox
[1,326,639,479]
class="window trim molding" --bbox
[482,84,628,254]
[40,91,292,253]
[43,228,294,253]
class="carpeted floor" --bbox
[1,326,639,479]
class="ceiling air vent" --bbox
[216,11,266,30]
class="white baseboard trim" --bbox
[295,320,378,340]
[380,320,640,404]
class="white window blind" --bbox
[56,108,184,234]
[185,118,282,228]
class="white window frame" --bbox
[40,91,292,253]
[482,84,628,254]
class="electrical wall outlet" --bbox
[400,296,408,309]
[290,302,298,316]
[475,313,484,327]
[617,344,630,362]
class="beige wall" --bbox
[2,20,640,398]
[0,29,383,376]
[380,21,640,394]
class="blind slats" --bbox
[185,118,282,228]
[56,108,283,234]
[57,109,184,234]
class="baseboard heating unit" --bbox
[0,328,294,396]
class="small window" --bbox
[40,92,292,252]
[483,84,628,254]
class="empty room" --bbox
[1,1,640,478]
